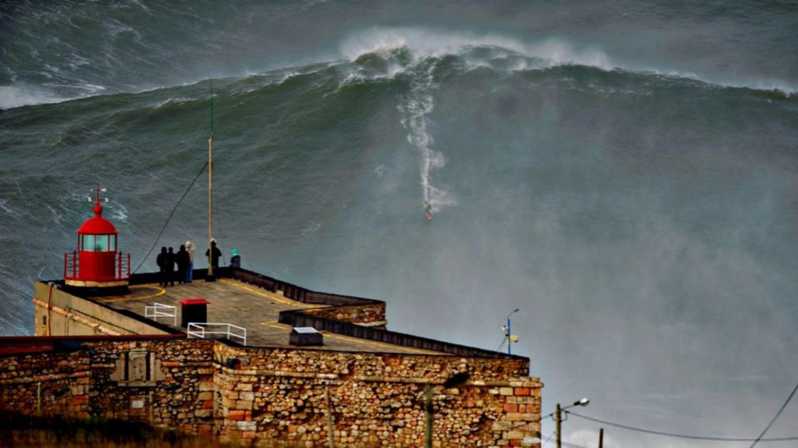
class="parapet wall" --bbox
[300,304,386,327]
[0,337,542,447]
[32,282,168,337]
[230,268,387,326]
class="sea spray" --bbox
[398,60,456,215]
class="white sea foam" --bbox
[0,85,64,109]
[340,27,798,94]
[121,0,152,14]
[340,27,614,72]
[398,61,456,215]
[300,221,321,237]
[0,81,109,110]
[108,202,128,222]
[104,18,140,39]
[4,26,795,111]
[0,199,19,217]
[46,205,63,225]
[153,96,194,109]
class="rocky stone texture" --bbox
[0,348,92,419]
[301,304,386,327]
[0,339,541,447]
[0,338,216,435]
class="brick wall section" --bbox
[0,339,542,447]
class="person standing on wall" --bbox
[206,239,221,272]
[166,247,176,286]
[156,247,168,287]
[176,244,190,284]
[184,240,195,283]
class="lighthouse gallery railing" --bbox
[63,251,131,281]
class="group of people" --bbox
[155,240,224,287]
[156,241,195,287]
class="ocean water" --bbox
[1,1,797,446]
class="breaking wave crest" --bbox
[3,26,795,111]
[0,85,66,110]
[340,27,797,94]
[339,27,614,71]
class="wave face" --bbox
[2,3,798,447]
[2,1,798,108]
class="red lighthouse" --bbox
[64,187,130,291]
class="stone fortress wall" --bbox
[5,267,542,447]
[0,336,541,447]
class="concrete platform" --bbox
[94,278,443,355]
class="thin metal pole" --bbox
[424,384,433,448]
[207,79,214,280]
[208,133,213,278]
[555,403,562,448]
[598,427,604,448]
[507,316,512,355]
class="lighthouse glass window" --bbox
[81,235,115,252]
[94,235,108,251]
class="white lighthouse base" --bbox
[65,279,129,288]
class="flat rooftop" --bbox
[93,277,444,355]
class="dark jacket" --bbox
[176,249,190,272]
[206,246,222,269]
[156,252,167,272]
[165,250,176,272]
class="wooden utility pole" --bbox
[555,403,562,448]
[598,427,604,448]
[325,386,336,448]
[36,382,41,416]
[424,384,433,448]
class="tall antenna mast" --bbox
[207,78,215,281]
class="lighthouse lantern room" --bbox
[64,187,130,291]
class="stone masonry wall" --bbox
[301,303,386,327]
[0,337,215,436]
[0,348,92,419]
[214,344,542,447]
[87,338,216,435]
[0,338,541,447]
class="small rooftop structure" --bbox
[179,297,208,328]
[290,326,323,346]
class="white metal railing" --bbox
[144,303,177,326]
[187,322,247,346]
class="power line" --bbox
[495,334,507,352]
[133,161,208,273]
[749,381,798,448]
[541,432,588,448]
[567,410,798,443]
[563,441,588,448]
